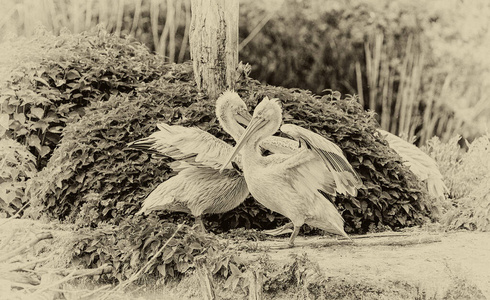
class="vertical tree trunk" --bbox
[190,0,239,99]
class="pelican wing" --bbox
[378,129,448,198]
[280,124,362,196]
[128,123,237,170]
[259,135,299,155]
[261,148,346,236]
[138,165,249,216]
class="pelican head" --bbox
[216,91,253,139]
[220,96,282,171]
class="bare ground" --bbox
[241,231,490,299]
[1,219,489,299]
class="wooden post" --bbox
[190,0,239,99]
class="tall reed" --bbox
[0,0,192,63]
[357,32,475,145]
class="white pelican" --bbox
[377,129,448,200]
[129,92,298,231]
[221,97,363,246]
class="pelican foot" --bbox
[263,223,294,236]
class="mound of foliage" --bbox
[426,134,490,231]
[27,60,427,235]
[0,27,172,169]
[14,30,430,280]
[0,138,37,217]
[67,217,242,282]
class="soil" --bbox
[242,231,490,299]
[1,219,489,299]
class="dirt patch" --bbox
[240,231,490,299]
[1,219,489,299]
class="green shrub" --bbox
[27,61,427,234]
[0,28,170,169]
[68,217,243,282]
[18,31,431,281]
[426,134,490,231]
[0,137,37,216]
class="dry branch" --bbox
[57,264,113,277]
[247,268,263,300]
[5,255,53,272]
[264,233,442,250]
[0,228,16,251]
[32,264,112,296]
[195,257,216,300]
[0,232,53,262]
[0,270,40,285]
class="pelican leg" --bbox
[195,215,206,233]
[288,225,301,248]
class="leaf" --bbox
[13,113,26,124]
[229,263,241,276]
[0,113,8,137]
[157,264,166,276]
[130,251,140,268]
[39,146,51,158]
[66,69,81,80]
[27,135,42,152]
[189,242,202,250]
[34,77,50,86]
[30,107,44,119]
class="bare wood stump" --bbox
[190,0,239,98]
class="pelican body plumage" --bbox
[222,97,363,246]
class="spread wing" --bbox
[280,124,362,196]
[128,123,239,170]
[378,129,448,198]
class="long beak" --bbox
[235,110,252,126]
[220,116,265,172]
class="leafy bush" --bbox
[27,58,427,234]
[426,134,490,231]
[0,28,170,169]
[26,76,192,224]
[0,137,37,216]
[68,217,243,282]
[17,30,431,281]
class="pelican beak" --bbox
[220,115,266,172]
[235,109,253,126]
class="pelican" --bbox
[129,91,298,231]
[377,129,448,199]
[221,97,363,247]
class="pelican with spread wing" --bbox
[221,97,363,247]
[128,91,251,230]
[377,129,448,199]
[128,92,298,230]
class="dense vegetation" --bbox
[19,30,426,233]
[4,0,485,143]
[0,0,487,286]
[0,29,432,279]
